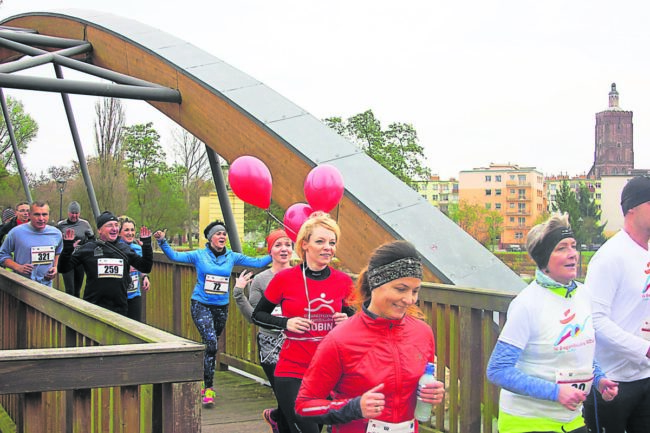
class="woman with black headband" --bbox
[486,213,618,433]
[252,211,354,433]
[295,240,445,433]
[153,220,271,407]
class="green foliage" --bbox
[552,180,605,246]
[324,110,431,187]
[449,201,503,248]
[244,201,285,241]
[0,96,38,171]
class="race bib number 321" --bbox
[31,246,55,265]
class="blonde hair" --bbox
[295,211,341,262]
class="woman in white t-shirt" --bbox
[486,213,618,433]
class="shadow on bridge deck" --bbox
[202,369,277,433]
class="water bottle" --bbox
[414,362,436,422]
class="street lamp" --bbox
[56,178,67,221]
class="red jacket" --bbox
[295,306,435,433]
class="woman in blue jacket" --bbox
[153,220,271,406]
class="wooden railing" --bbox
[0,269,204,433]
[143,254,518,433]
[2,253,519,433]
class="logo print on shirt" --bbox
[554,308,591,346]
[304,293,336,332]
[643,262,650,294]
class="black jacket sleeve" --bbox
[252,296,289,330]
[57,239,78,273]
[129,237,153,274]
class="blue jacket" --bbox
[158,240,271,305]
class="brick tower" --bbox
[588,83,634,178]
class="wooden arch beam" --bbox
[0,11,524,291]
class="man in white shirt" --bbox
[584,176,650,433]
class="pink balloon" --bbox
[228,156,272,209]
[304,164,344,212]
[283,203,314,242]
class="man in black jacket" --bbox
[58,211,153,316]
[0,201,30,245]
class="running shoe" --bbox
[202,387,216,406]
[262,408,280,433]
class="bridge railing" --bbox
[0,269,204,433]
[2,253,517,433]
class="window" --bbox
[518,203,526,213]
[495,175,502,182]
[432,195,439,201]
[485,203,491,210]
[441,194,448,201]
[510,217,515,223]
[595,193,601,199]
[518,175,526,183]
[510,175,516,180]
[509,203,515,209]
[485,175,492,182]
[518,217,525,226]
[485,189,492,196]
[515,232,524,240]
[495,203,501,209]
[495,189,502,196]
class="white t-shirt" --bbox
[585,230,650,381]
[498,281,595,422]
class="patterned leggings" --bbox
[190,300,229,388]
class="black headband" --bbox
[529,226,574,270]
[367,257,423,290]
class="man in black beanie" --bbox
[583,176,650,433]
[56,201,94,297]
[58,211,153,316]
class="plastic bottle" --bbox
[414,362,436,423]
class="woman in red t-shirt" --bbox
[253,211,354,433]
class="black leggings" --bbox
[583,377,650,433]
[274,376,321,433]
[190,300,229,388]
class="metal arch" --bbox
[0,10,525,292]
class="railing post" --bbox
[71,389,91,433]
[23,392,44,433]
[155,382,201,433]
[459,306,482,433]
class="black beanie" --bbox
[621,176,650,215]
[96,211,118,229]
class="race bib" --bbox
[204,274,229,295]
[556,369,594,396]
[366,419,415,433]
[640,318,650,341]
[31,246,55,265]
[129,270,140,293]
[97,258,124,278]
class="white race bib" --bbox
[129,270,140,293]
[31,246,55,265]
[204,274,229,295]
[366,419,415,433]
[97,258,124,278]
[556,369,594,397]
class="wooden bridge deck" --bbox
[203,370,277,433]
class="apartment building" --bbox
[459,164,546,247]
[545,174,601,212]
[414,175,459,214]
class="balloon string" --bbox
[265,209,298,236]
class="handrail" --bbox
[0,268,204,433]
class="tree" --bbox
[171,128,213,248]
[324,110,431,187]
[93,97,127,212]
[448,201,502,248]
[0,96,38,171]
[552,180,605,246]
[122,122,166,224]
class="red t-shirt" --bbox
[264,265,354,378]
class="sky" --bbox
[2,0,650,180]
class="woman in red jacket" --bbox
[252,211,354,433]
[295,240,445,433]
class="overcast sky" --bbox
[2,0,650,180]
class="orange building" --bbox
[459,164,546,248]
